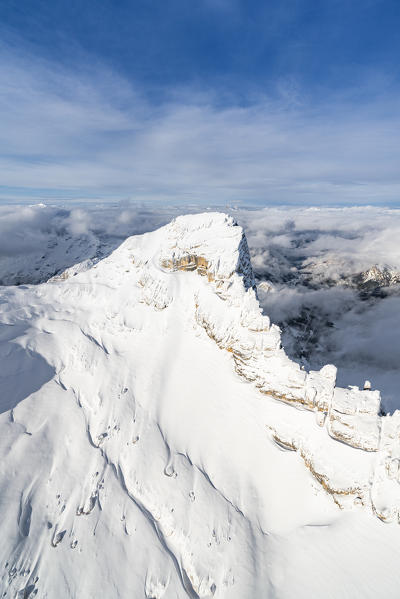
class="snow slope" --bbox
[1,212,400,598]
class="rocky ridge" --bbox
[155,214,400,520]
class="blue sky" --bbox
[1,0,399,205]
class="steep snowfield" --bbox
[1,213,400,598]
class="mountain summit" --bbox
[1,213,400,598]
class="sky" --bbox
[1,0,399,205]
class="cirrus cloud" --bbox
[1,41,400,205]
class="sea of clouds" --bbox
[1,203,399,412]
[235,206,400,412]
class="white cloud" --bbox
[1,43,400,204]
[237,206,400,275]
[236,206,400,411]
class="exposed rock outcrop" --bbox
[148,213,397,519]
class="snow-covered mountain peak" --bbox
[1,213,400,598]
[157,212,255,290]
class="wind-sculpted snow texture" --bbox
[1,212,400,598]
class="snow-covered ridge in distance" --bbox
[1,212,400,598]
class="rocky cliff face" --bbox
[1,212,400,599]
[151,214,398,518]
